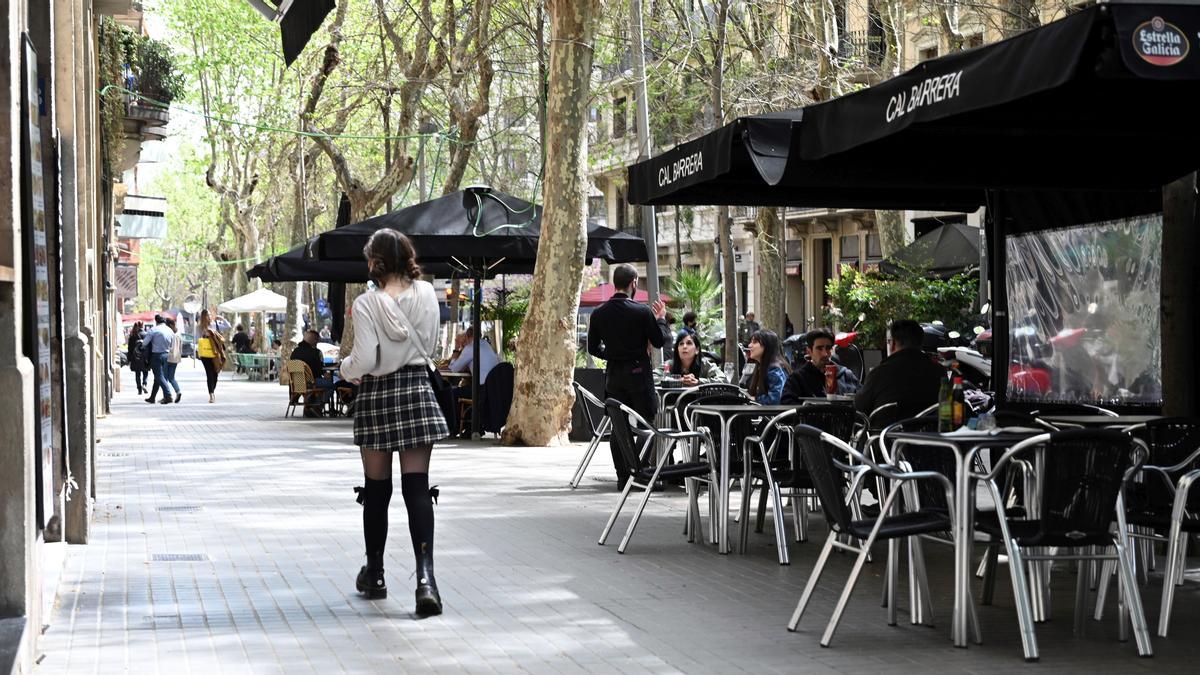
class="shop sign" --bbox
[1132,16,1189,66]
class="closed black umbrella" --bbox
[307,187,648,266]
[879,222,981,278]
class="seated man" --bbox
[854,319,946,427]
[449,327,500,384]
[781,329,861,402]
[449,327,500,434]
[290,330,335,416]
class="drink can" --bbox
[824,364,837,395]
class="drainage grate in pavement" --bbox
[157,505,202,513]
[98,452,129,458]
[150,553,209,562]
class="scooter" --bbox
[832,313,867,382]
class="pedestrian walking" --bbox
[586,263,670,489]
[340,228,448,616]
[144,315,175,405]
[127,321,150,394]
[160,317,183,403]
[198,309,225,401]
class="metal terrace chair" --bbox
[741,404,866,564]
[973,430,1152,660]
[1094,417,1200,637]
[786,424,952,646]
[598,399,713,553]
[569,382,611,488]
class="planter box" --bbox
[570,367,606,442]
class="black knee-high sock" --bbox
[362,477,393,562]
[400,473,435,564]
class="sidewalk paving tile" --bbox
[32,366,1200,673]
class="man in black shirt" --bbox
[854,319,945,428]
[231,325,253,353]
[291,330,331,385]
[587,264,670,488]
[781,329,860,402]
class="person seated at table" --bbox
[669,330,725,386]
[781,329,861,402]
[746,330,789,404]
[448,326,499,384]
[854,319,945,427]
[231,324,253,354]
[291,329,335,398]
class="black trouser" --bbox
[605,363,657,482]
[200,357,219,394]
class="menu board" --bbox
[22,36,54,525]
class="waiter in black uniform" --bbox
[587,263,670,489]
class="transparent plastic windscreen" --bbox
[1005,213,1162,407]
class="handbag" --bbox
[386,294,451,394]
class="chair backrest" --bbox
[673,383,748,431]
[793,404,863,444]
[878,415,952,510]
[605,399,651,476]
[992,409,1059,431]
[793,424,856,533]
[1032,429,1141,542]
[481,362,515,433]
[285,360,314,395]
[573,381,607,437]
[684,393,757,463]
[1129,417,1200,513]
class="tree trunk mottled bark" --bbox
[875,209,908,258]
[501,0,599,446]
[755,207,785,336]
[718,206,737,365]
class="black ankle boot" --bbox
[356,552,387,599]
[414,542,442,616]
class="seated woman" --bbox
[746,329,789,404]
[670,330,725,386]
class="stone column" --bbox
[54,0,92,544]
[1,1,42,670]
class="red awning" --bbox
[579,283,668,308]
[121,310,175,324]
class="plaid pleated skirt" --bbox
[353,365,449,451]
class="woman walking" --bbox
[340,228,448,615]
[746,330,789,404]
[197,325,227,403]
[127,321,149,394]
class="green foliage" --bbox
[481,285,531,359]
[823,265,978,350]
[665,268,722,339]
[135,37,186,104]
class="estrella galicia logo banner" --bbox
[1114,4,1200,78]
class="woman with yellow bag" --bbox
[197,310,228,403]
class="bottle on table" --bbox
[824,364,837,395]
[937,372,954,433]
[951,376,966,430]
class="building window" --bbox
[839,234,860,268]
[966,33,984,49]
[866,233,882,259]
[612,97,627,139]
[919,46,938,62]
[615,188,628,231]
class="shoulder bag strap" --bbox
[389,292,437,369]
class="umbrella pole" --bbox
[471,274,483,439]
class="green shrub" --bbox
[823,264,978,349]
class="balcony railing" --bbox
[843,30,885,68]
